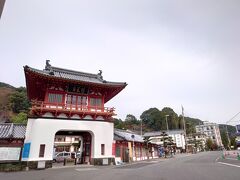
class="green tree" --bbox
[206,138,214,150]
[230,137,237,149]
[185,122,196,135]
[114,118,125,129]
[212,143,218,150]
[140,108,162,131]
[220,131,229,149]
[161,107,179,130]
[124,114,140,131]
[184,116,202,134]
[11,112,28,124]
[125,114,139,125]
[9,87,30,113]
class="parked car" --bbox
[53,151,76,163]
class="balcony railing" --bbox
[30,100,115,118]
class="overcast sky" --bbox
[0,0,240,124]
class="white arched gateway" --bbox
[24,118,113,163]
[22,61,127,168]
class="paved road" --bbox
[1,151,239,180]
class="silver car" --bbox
[53,151,75,163]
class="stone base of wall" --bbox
[91,158,115,165]
[0,162,27,172]
[26,160,52,170]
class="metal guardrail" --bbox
[222,150,240,160]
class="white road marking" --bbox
[217,162,240,168]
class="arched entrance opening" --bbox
[53,130,94,166]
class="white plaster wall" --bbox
[23,118,114,161]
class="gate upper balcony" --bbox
[30,99,116,120]
[24,60,127,121]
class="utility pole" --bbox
[165,115,169,132]
[0,0,6,19]
[182,105,187,152]
[131,134,135,162]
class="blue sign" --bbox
[22,143,31,159]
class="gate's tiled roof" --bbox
[24,61,127,87]
[114,129,144,142]
[0,123,26,139]
[143,130,185,137]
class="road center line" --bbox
[217,162,240,168]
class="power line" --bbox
[226,111,240,125]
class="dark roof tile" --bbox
[0,124,26,139]
[24,62,127,87]
[114,129,144,142]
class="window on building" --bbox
[39,144,45,157]
[72,95,77,105]
[55,137,65,142]
[66,94,88,107]
[77,96,87,106]
[66,95,72,104]
[101,144,105,155]
[48,93,63,104]
[90,98,102,107]
[81,96,87,106]
[116,146,121,157]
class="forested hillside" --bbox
[115,107,204,135]
[0,82,29,123]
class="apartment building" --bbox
[195,121,223,147]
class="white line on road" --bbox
[217,162,240,168]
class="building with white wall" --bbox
[143,130,186,150]
[195,121,223,147]
[187,133,207,151]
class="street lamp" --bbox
[165,115,169,132]
[131,134,135,161]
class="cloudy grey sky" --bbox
[1,0,240,124]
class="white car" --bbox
[53,151,75,163]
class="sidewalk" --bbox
[50,152,197,170]
[51,162,93,169]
